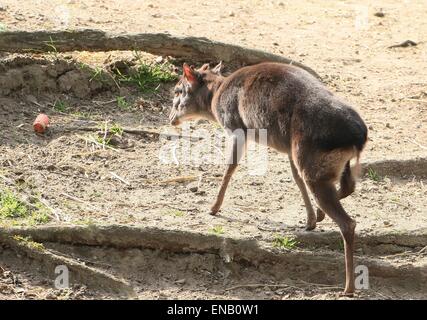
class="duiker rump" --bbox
[169,61,367,296]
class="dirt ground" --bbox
[0,0,426,300]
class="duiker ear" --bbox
[183,63,199,86]
[212,61,223,75]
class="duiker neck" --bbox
[205,75,225,123]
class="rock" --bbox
[189,186,198,192]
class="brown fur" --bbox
[169,62,368,296]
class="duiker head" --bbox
[169,62,223,126]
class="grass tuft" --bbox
[109,123,123,136]
[116,96,131,110]
[0,189,51,227]
[273,235,298,249]
[0,190,27,219]
[12,235,45,251]
[53,99,68,113]
[117,55,178,93]
[367,168,381,182]
[209,225,224,235]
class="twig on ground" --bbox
[0,174,14,185]
[38,198,61,222]
[297,279,344,290]
[389,199,410,209]
[101,121,109,150]
[110,172,131,186]
[26,154,34,163]
[384,251,414,259]
[93,99,117,106]
[159,176,199,184]
[372,290,394,300]
[76,134,119,152]
[404,98,427,104]
[60,192,98,211]
[417,245,427,256]
[407,138,427,150]
[160,202,198,212]
[64,126,203,141]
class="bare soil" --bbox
[0,0,426,300]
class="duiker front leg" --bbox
[210,132,246,215]
[289,157,317,230]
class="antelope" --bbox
[169,61,368,296]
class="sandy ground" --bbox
[0,0,426,300]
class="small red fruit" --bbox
[33,114,49,133]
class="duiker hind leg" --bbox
[210,131,246,215]
[316,161,356,222]
[308,179,356,295]
[289,156,317,230]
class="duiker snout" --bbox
[169,95,182,126]
[169,108,181,126]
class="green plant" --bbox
[73,218,96,226]
[71,110,91,119]
[90,191,103,198]
[273,235,298,249]
[89,66,108,83]
[116,96,130,110]
[0,189,51,226]
[53,100,68,113]
[0,190,28,219]
[0,23,7,32]
[210,225,224,235]
[94,122,123,146]
[46,36,59,59]
[163,209,185,217]
[77,62,90,71]
[95,135,111,146]
[110,123,123,136]
[28,203,51,225]
[367,168,381,182]
[12,235,45,251]
[117,56,178,93]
